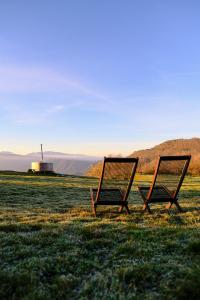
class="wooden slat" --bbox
[104,157,139,163]
[159,155,191,161]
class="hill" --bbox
[86,138,200,177]
[130,138,200,175]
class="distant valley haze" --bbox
[0,150,102,175]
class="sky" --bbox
[0,0,200,156]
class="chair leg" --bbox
[125,204,130,214]
[119,204,130,214]
[166,202,172,209]
[92,204,97,216]
[91,198,97,217]
[166,201,183,212]
[143,203,151,213]
[119,205,124,213]
[174,201,183,212]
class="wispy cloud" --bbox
[0,63,107,99]
[1,63,199,130]
[0,63,114,124]
[45,105,65,114]
[14,105,67,124]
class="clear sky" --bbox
[0,0,200,155]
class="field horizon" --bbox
[1,138,200,177]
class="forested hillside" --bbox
[86,138,200,177]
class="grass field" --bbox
[0,173,199,300]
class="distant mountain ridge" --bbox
[26,151,101,161]
[86,138,200,177]
[0,151,101,175]
[0,151,23,157]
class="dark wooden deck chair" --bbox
[90,157,138,216]
[138,155,191,213]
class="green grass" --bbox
[0,174,199,299]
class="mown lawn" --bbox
[0,174,199,300]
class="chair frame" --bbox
[90,157,138,216]
[138,155,191,213]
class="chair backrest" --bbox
[147,155,191,200]
[96,157,138,202]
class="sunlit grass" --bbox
[0,174,199,299]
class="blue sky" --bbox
[0,0,200,155]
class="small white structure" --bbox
[31,162,54,172]
[31,144,54,173]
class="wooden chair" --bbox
[138,155,191,213]
[90,157,138,216]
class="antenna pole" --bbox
[41,144,43,161]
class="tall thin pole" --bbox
[41,144,43,161]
